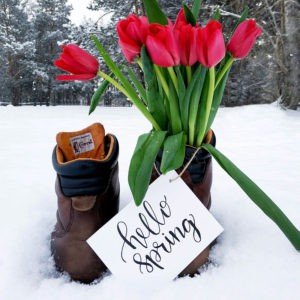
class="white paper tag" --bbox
[70,132,95,156]
[88,171,223,284]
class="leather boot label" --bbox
[88,171,223,285]
[70,132,95,156]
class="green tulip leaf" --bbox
[125,66,148,105]
[91,35,131,91]
[181,64,203,132]
[132,132,150,155]
[194,67,215,147]
[89,72,115,115]
[129,130,167,206]
[188,65,207,145]
[168,78,182,134]
[175,66,186,113]
[191,0,203,19]
[91,35,151,121]
[217,52,231,74]
[205,66,231,133]
[202,143,300,251]
[213,8,220,21]
[143,0,168,25]
[141,46,167,129]
[160,132,186,174]
[183,3,196,26]
[157,80,170,122]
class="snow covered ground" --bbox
[0,103,299,300]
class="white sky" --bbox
[68,0,102,25]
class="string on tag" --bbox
[153,162,161,176]
[169,147,201,183]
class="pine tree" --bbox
[0,0,34,105]
[33,0,72,105]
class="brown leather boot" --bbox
[150,129,216,277]
[51,123,120,283]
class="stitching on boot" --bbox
[56,205,74,238]
[65,205,74,233]
[52,211,66,237]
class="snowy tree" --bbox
[0,0,297,108]
[32,0,72,105]
[0,0,34,105]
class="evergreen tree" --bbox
[33,0,72,105]
[0,0,34,105]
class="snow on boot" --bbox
[51,123,120,283]
[150,129,216,276]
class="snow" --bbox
[0,103,299,299]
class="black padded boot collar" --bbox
[52,134,119,197]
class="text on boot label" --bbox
[70,132,95,155]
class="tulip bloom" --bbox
[145,23,180,67]
[55,44,99,81]
[196,20,225,68]
[117,14,149,63]
[174,9,198,66]
[174,8,187,29]
[227,20,262,59]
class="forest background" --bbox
[0,0,299,109]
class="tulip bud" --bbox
[196,20,226,68]
[174,8,187,29]
[145,23,180,67]
[117,14,149,63]
[227,20,262,59]
[174,8,199,67]
[54,44,99,81]
[174,24,197,66]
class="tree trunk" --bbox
[281,0,300,109]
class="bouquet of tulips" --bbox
[54,0,300,251]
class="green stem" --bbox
[98,71,131,99]
[186,66,192,84]
[153,65,181,134]
[136,58,143,71]
[215,56,234,89]
[97,71,161,131]
[196,67,215,147]
[167,67,179,95]
[154,65,169,98]
[188,66,207,146]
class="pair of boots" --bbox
[51,123,215,283]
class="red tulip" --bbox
[54,44,99,81]
[145,23,180,67]
[174,8,187,29]
[174,9,199,66]
[227,20,262,59]
[174,24,198,66]
[117,14,149,63]
[196,20,225,68]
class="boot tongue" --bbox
[56,123,106,162]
